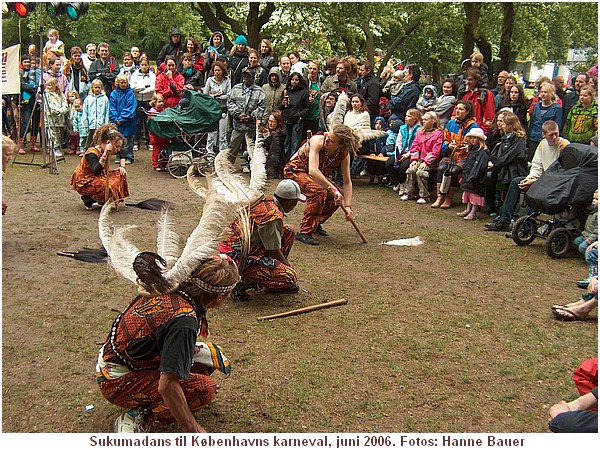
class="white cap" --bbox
[275,179,306,202]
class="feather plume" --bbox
[212,151,254,204]
[186,166,209,199]
[156,208,180,270]
[249,125,268,195]
[98,200,117,252]
[329,91,349,130]
[234,205,252,272]
[107,225,143,284]
[165,189,232,284]
[358,129,388,143]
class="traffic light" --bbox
[14,2,35,17]
[65,2,88,20]
[46,2,66,17]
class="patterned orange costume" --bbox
[96,292,229,424]
[284,144,348,235]
[222,196,297,290]
[70,147,129,203]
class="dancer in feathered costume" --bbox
[96,150,262,433]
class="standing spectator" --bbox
[63,46,89,99]
[147,93,169,171]
[262,67,285,120]
[258,38,277,71]
[434,78,457,129]
[562,85,598,144]
[18,55,41,154]
[43,56,68,95]
[179,53,204,91]
[118,52,136,82]
[495,75,518,108]
[280,72,310,164]
[303,60,323,138]
[228,35,250,86]
[203,31,228,76]
[155,56,185,109]
[458,67,495,133]
[156,28,184,68]
[130,46,141,67]
[109,75,137,165]
[227,67,265,172]
[319,60,357,96]
[130,57,155,151]
[204,61,231,153]
[259,111,286,179]
[562,72,590,126]
[43,78,69,157]
[278,55,292,86]
[388,65,420,123]
[71,98,87,156]
[491,70,509,97]
[81,79,110,147]
[553,76,567,103]
[182,37,204,72]
[357,61,380,123]
[246,48,267,87]
[527,81,562,160]
[498,83,530,132]
[88,42,119,97]
[81,43,97,71]
[289,51,308,78]
[457,127,489,220]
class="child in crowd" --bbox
[458,127,489,220]
[148,93,170,171]
[81,79,110,147]
[71,99,88,156]
[43,78,69,157]
[574,190,598,256]
[66,90,81,154]
[366,116,389,184]
[389,109,421,193]
[469,51,489,89]
[416,85,437,113]
[109,74,137,164]
[118,52,136,81]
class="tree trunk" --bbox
[360,19,375,67]
[377,20,421,76]
[461,2,479,62]
[499,2,515,71]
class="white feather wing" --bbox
[156,208,180,270]
[107,225,143,284]
[329,91,349,130]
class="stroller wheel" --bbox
[512,216,537,246]
[545,227,572,259]
[194,153,216,177]
[168,152,193,178]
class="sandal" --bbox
[551,307,586,321]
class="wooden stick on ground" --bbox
[257,299,348,321]
[340,204,368,243]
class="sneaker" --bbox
[54,150,63,157]
[133,144,139,152]
[392,185,400,192]
[113,408,149,433]
[485,220,510,232]
[148,144,154,152]
[416,198,428,204]
[484,217,502,228]
[242,166,250,174]
[577,278,590,289]
[359,169,368,177]
[295,232,319,246]
[154,167,163,172]
[125,160,133,165]
[315,224,328,236]
[400,194,410,201]
[264,283,300,294]
[85,202,103,211]
[115,158,121,164]
[18,147,26,155]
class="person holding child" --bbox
[457,128,489,220]
[70,124,129,210]
[401,111,442,204]
[109,75,137,165]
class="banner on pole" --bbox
[2,45,21,95]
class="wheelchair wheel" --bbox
[167,152,193,178]
[193,153,216,177]
[512,216,537,246]
[545,227,572,259]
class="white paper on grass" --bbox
[381,236,424,247]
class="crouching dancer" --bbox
[222,179,306,300]
[96,180,241,433]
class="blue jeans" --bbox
[574,235,591,256]
[500,176,530,222]
[117,136,134,162]
[283,122,302,164]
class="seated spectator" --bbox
[498,83,529,132]
[573,189,598,256]
[179,53,204,91]
[389,65,420,122]
[401,111,442,204]
[155,56,185,109]
[318,91,338,132]
[528,81,562,160]
[485,120,568,231]
[365,116,388,184]
[434,79,457,129]
[385,108,422,191]
[562,85,598,144]
[416,85,437,113]
[431,100,479,209]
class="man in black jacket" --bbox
[157,28,184,68]
[88,42,118,97]
[389,65,421,124]
[357,61,381,124]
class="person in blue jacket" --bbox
[109,74,137,164]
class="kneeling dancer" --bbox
[222,179,305,300]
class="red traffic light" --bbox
[14,2,35,18]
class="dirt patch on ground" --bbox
[2,147,597,433]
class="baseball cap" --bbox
[275,179,306,202]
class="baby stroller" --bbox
[511,143,598,259]
[147,90,221,178]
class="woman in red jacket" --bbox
[155,56,185,109]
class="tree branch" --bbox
[215,3,244,35]
[377,20,421,75]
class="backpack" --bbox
[379,97,391,119]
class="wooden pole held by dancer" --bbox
[257,299,348,321]
[340,204,368,243]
